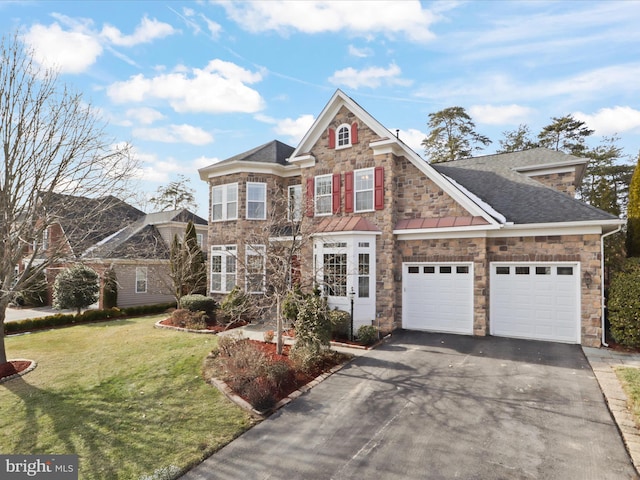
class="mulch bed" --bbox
[0,360,33,382]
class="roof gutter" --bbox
[600,224,623,347]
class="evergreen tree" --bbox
[422,106,491,163]
[53,264,100,314]
[627,153,640,257]
[537,115,594,155]
[169,221,207,307]
[150,175,196,212]
[496,124,538,153]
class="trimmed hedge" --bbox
[609,258,640,348]
[180,294,217,314]
[5,302,176,335]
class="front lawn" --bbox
[0,315,253,479]
[615,366,640,425]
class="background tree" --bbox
[537,115,594,155]
[496,124,538,153]
[0,34,137,364]
[626,154,640,257]
[102,267,118,309]
[53,264,100,314]
[169,221,207,307]
[422,106,491,163]
[149,175,196,212]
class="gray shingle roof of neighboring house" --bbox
[215,140,295,166]
[83,209,206,260]
[432,148,619,224]
[44,192,146,256]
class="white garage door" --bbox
[490,263,580,343]
[402,263,473,334]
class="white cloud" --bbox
[574,106,640,136]
[397,128,427,155]
[274,114,315,143]
[133,124,214,145]
[217,1,437,43]
[348,45,373,58]
[194,155,221,169]
[469,104,534,125]
[101,15,177,47]
[22,22,102,73]
[126,107,166,125]
[107,59,265,113]
[329,63,411,89]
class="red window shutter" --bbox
[374,166,384,210]
[328,128,336,149]
[306,177,314,217]
[332,173,341,214]
[344,171,354,213]
[351,122,359,144]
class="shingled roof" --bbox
[432,148,619,225]
[215,140,295,166]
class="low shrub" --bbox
[214,336,269,392]
[170,309,207,330]
[180,294,217,315]
[220,287,253,324]
[609,258,640,348]
[264,360,295,391]
[329,309,351,339]
[356,325,379,346]
[239,377,277,412]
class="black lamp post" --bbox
[348,286,355,341]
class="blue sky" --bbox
[2,0,640,218]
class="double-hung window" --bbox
[315,174,332,216]
[246,182,266,220]
[211,183,238,221]
[210,245,237,293]
[288,184,302,221]
[355,168,374,212]
[246,245,266,293]
[135,267,147,293]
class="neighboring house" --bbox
[32,193,208,308]
[199,90,623,347]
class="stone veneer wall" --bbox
[397,238,488,336]
[486,234,602,347]
[528,171,576,196]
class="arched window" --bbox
[337,124,351,148]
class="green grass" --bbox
[616,366,640,425]
[0,315,253,480]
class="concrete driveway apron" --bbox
[181,331,637,480]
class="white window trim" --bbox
[245,244,266,294]
[354,167,374,213]
[336,123,351,149]
[288,184,302,222]
[211,183,238,222]
[210,245,237,293]
[246,182,267,220]
[315,174,333,216]
[135,267,147,294]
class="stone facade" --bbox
[201,93,611,347]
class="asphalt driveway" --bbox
[182,331,637,480]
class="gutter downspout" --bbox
[600,225,623,347]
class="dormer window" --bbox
[337,124,351,148]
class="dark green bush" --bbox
[220,286,253,324]
[103,268,118,309]
[609,258,640,347]
[293,294,331,352]
[356,325,379,346]
[180,294,217,314]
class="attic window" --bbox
[337,124,351,148]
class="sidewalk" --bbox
[583,346,640,473]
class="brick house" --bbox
[30,193,207,309]
[198,90,623,346]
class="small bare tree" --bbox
[0,34,138,364]
[242,186,315,354]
